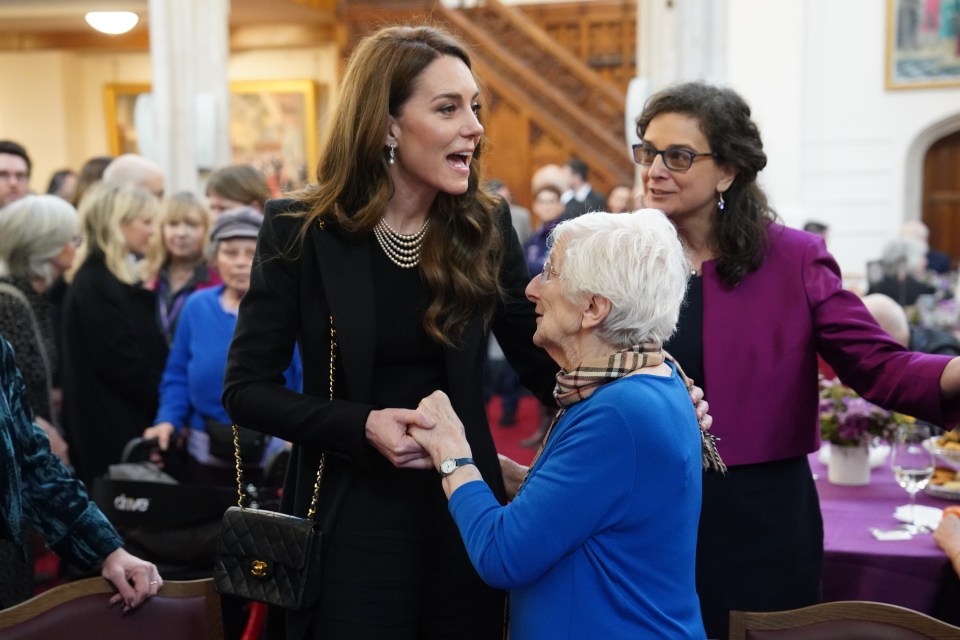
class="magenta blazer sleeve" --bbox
[700,224,958,467]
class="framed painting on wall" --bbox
[103,79,324,192]
[103,83,151,156]
[886,0,960,90]
[229,79,322,192]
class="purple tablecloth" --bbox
[811,451,960,622]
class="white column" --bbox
[637,0,727,92]
[148,0,231,194]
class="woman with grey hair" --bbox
[0,194,78,606]
[409,210,713,639]
[0,194,78,436]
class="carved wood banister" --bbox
[340,0,636,202]
[470,55,632,188]
[438,4,625,156]
[449,0,624,108]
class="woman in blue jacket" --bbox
[144,207,301,485]
[410,211,713,639]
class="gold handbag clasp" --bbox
[250,559,270,578]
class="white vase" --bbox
[828,442,871,486]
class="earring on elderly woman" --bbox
[718,192,725,211]
[388,144,396,166]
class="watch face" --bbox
[440,458,457,475]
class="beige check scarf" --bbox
[521,344,726,491]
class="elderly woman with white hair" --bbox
[0,195,78,446]
[409,210,714,639]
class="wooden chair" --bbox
[0,577,224,640]
[729,600,960,640]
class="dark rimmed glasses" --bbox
[632,142,715,172]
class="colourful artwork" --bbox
[887,0,960,89]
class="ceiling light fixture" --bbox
[85,11,139,35]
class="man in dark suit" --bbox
[561,158,606,219]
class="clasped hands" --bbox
[366,384,712,498]
[364,391,466,471]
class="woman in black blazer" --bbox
[61,181,167,488]
[225,24,708,640]
[223,25,558,639]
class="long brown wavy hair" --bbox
[293,24,503,346]
[636,81,777,287]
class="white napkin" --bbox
[893,504,943,531]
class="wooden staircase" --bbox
[341,0,635,209]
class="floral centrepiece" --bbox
[819,377,914,446]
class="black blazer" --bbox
[563,188,607,219]
[61,253,167,486]
[223,199,557,526]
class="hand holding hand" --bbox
[365,408,434,469]
[101,548,162,613]
[409,391,471,469]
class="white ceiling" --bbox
[0,0,333,36]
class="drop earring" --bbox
[718,192,725,211]
[388,144,396,166]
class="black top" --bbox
[370,247,446,411]
[665,274,704,388]
[61,253,167,486]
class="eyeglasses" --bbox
[540,260,559,284]
[632,142,715,172]
[0,171,29,183]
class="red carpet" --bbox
[486,395,543,467]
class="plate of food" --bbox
[925,466,960,501]
[923,431,960,467]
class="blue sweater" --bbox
[154,286,302,463]
[449,366,705,639]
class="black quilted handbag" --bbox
[213,317,335,610]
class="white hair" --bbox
[102,154,164,196]
[881,236,927,276]
[0,194,78,284]
[549,209,690,348]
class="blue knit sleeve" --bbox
[449,400,636,589]
[154,296,195,428]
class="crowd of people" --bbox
[0,136,298,631]
[1,20,960,640]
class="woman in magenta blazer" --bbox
[634,81,960,639]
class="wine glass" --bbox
[890,423,935,533]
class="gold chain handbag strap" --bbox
[232,315,335,523]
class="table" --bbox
[811,451,960,624]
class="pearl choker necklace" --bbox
[373,217,430,268]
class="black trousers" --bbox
[696,455,823,640]
[292,463,504,640]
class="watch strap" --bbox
[440,457,475,477]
